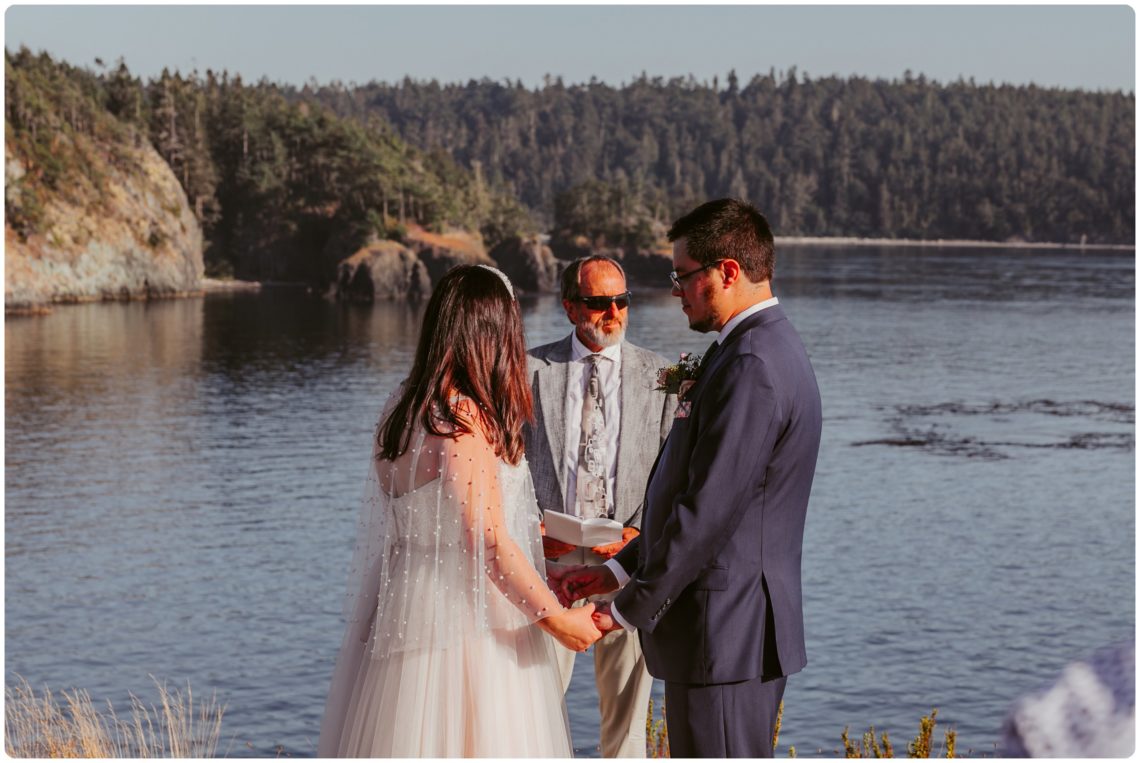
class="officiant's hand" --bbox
[540,522,577,559]
[561,565,619,603]
[590,526,639,559]
[538,603,602,652]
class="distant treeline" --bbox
[5,48,530,281]
[5,49,1135,289]
[303,70,1135,244]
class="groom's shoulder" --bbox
[732,311,811,371]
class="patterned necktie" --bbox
[576,355,609,519]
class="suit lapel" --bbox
[637,308,784,563]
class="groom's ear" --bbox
[720,258,743,287]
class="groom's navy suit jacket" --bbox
[613,305,822,685]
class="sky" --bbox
[3,4,1136,93]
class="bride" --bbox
[317,265,601,757]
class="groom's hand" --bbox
[560,565,619,603]
[545,563,586,608]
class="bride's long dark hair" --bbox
[377,265,533,465]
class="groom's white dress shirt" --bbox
[604,296,780,632]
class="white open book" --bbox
[542,511,623,547]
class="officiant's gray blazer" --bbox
[524,335,675,526]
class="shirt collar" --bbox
[715,297,780,345]
[570,331,622,362]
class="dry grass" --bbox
[646,697,669,758]
[842,709,957,758]
[649,701,958,758]
[5,676,225,758]
[404,225,486,257]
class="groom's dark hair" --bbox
[668,198,775,283]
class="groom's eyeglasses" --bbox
[575,292,632,311]
[669,260,726,289]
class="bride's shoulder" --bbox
[419,397,490,447]
[449,394,479,420]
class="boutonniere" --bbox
[656,353,703,417]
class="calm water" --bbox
[6,246,1134,757]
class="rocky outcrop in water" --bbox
[334,228,497,301]
[335,228,565,301]
[618,247,673,286]
[549,235,672,288]
[5,139,203,312]
[490,236,562,293]
[336,241,431,302]
[405,228,495,284]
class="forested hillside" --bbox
[5,49,531,284]
[7,49,1133,302]
[308,70,1134,244]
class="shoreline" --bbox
[5,288,206,317]
[776,235,1133,251]
[6,239,1131,316]
[201,278,263,292]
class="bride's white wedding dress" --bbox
[317,401,572,757]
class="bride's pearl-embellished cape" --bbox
[317,396,571,757]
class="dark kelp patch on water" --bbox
[897,399,1134,423]
[854,399,1135,459]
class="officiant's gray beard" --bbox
[579,321,625,348]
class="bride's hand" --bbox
[546,563,587,607]
[538,603,602,652]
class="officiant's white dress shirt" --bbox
[604,297,779,632]
[562,332,622,518]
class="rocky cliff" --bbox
[5,135,203,311]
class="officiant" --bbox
[524,255,675,758]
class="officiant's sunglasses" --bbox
[575,292,632,311]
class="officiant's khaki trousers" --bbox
[554,549,654,758]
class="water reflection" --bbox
[5,246,1134,757]
[776,245,1134,302]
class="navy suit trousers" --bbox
[664,675,788,758]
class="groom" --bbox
[562,198,822,757]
